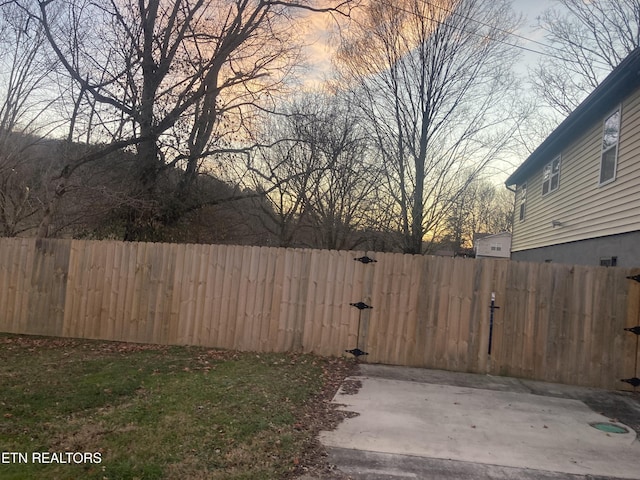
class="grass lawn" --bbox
[0,334,356,480]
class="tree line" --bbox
[0,0,635,253]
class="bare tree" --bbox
[293,94,379,250]
[533,0,640,117]
[444,178,514,252]
[250,137,318,247]
[337,0,521,253]
[247,92,379,249]
[19,0,352,240]
[0,2,61,236]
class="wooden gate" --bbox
[622,270,640,390]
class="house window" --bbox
[600,256,618,267]
[542,156,561,195]
[600,107,621,185]
[518,183,526,221]
[490,244,502,252]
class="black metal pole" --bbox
[488,292,499,356]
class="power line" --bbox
[420,0,613,69]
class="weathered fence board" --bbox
[0,237,637,391]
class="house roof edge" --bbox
[505,48,640,187]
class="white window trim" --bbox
[598,105,621,187]
[542,155,561,196]
[518,182,526,222]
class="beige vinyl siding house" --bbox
[506,48,640,267]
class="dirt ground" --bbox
[290,358,362,480]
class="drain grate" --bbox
[590,422,629,434]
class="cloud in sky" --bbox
[295,6,343,88]
[296,0,557,89]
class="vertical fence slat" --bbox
[199,244,216,347]
[90,239,107,339]
[293,250,311,351]
[522,262,540,379]
[326,250,347,356]
[256,247,275,352]
[313,249,331,355]
[404,254,423,366]
[180,243,197,345]
[456,259,474,372]
[278,248,296,351]
[246,246,262,351]
[146,242,165,344]
[3,239,27,332]
[0,239,10,331]
[420,256,440,368]
[99,242,115,340]
[16,239,35,334]
[61,240,76,337]
[192,244,210,346]
[371,252,392,364]
[224,245,243,349]
[254,246,270,350]
[0,239,14,331]
[212,245,229,349]
[398,254,416,366]
[76,241,92,339]
[232,246,249,350]
[339,251,358,354]
[266,248,285,352]
[204,244,221,347]
[392,254,410,366]
[606,267,629,389]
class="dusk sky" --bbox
[301,0,558,88]
[292,0,565,183]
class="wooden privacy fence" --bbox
[0,237,639,391]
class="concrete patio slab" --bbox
[320,365,640,480]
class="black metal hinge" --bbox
[345,348,368,357]
[350,302,372,310]
[354,255,377,264]
[626,274,640,283]
[624,326,640,335]
[621,377,640,388]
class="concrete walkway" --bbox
[319,365,640,480]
